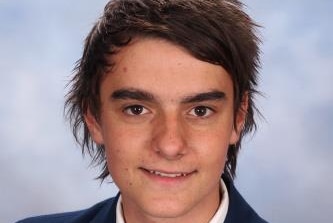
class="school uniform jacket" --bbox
[17,177,268,223]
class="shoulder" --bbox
[16,195,119,223]
[223,175,269,223]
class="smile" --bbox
[141,168,194,178]
[148,170,188,178]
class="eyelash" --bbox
[122,105,215,118]
[123,105,150,116]
[188,106,215,118]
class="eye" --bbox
[123,105,150,116]
[189,106,214,117]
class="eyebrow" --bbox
[111,88,226,103]
[181,91,226,103]
[111,89,155,102]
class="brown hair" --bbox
[65,0,261,181]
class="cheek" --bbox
[105,141,136,188]
[102,123,149,179]
[101,116,144,156]
[190,126,231,166]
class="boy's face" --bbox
[86,38,246,222]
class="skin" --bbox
[85,38,247,223]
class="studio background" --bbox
[1,0,332,222]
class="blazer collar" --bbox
[90,176,265,223]
[223,175,266,223]
[90,193,119,223]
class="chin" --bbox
[141,198,192,219]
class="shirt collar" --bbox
[209,178,229,223]
[116,179,229,223]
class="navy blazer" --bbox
[17,177,268,223]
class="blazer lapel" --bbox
[223,175,267,223]
[91,193,119,223]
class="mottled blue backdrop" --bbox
[1,0,332,222]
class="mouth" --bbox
[140,168,195,178]
[148,170,189,178]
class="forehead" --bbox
[102,38,234,100]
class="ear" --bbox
[84,109,104,145]
[229,92,249,144]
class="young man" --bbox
[19,0,268,222]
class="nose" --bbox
[152,112,187,160]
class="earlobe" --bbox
[84,110,104,145]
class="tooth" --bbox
[149,170,186,178]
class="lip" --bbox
[140,167,196,184]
